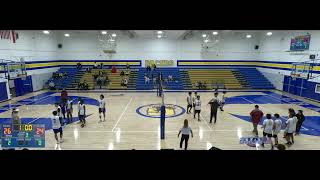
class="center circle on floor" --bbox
[136,103,186,118]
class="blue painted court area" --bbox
[226,91,320,136]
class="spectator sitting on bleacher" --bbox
[126,63,130,70]
[168,75,173,82]
[100,63,103,69]
[53,72,59,79]
[153,64,157,71]
[63,72,67,77]
[97,76,103,89]
[49,81,55,90]
[146,65,151,72]
[93,73,99,80]
[144,75,150,84]
[202,81,207,89]
[111,65,117,73]
[93,62,98,69]
[77,62,82,69]
[121,78,128,87]
[59,72,64,79]
[120,70,125,76]
[125,69,130,76]
[86,67,91,73]
[83,80,89,90]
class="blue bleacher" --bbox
[135,68,184,90]
[47,67,81,90]
[237,68,274,89]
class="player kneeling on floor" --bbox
[78,100,86,128]
[51,111,63,144]
[98,94,106,122]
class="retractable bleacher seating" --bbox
[187,69,243,89]
[236,68,274,89]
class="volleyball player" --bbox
[273,113,282,146]
[261,114,274,150]
[66,97,73,123]
[98,94,106,122]
[51,111,63,144]
[55,103,63,126]
[177,119,193,150]
[186,92,192,114]
[194,95,201,121]
[78,100,86,128]
[285,109,297,145]
[220,91,226,111]
[192,92,198,114]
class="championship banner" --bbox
[290,34,311,51]
[145,60,175,67]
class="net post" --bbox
[160,78,165,140]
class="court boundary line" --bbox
[111,97,133,132]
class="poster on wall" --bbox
[290,34,311,51]
[145,60,175,67]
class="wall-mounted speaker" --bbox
[58,44,63,49]
[310,54,316,59]
[254,45,259,50]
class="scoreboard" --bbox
[1,124,45,148]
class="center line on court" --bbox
[111,97,133,132]
[200,114,212,130]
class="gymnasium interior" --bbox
[0,30,319,150]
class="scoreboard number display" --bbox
[1,124,45,148]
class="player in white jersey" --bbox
[55,103,63,126]
[261,114,274,149]
[285,109,297,145]
[220,91,226,111]
[51,111,63,144]
[66,97,73,123]
[273,113,282,146]
[186,92,193,114]
[78,100,86,128]
[192,92,198,114]
[193,95,201,121]
[98,94,106,122]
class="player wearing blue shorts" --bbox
[51,111,63,144]
[98,94,106,123]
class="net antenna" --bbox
[98,32,117,59]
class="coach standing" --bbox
[250,105,264,136]
[208,92,220,124]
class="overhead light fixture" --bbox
[157,35,162,38]
[64,33,70,37]
[43,30,50,34]
[101,31,107,35]
[112,33,117,37]
[202,34,207,38]
[157,31,163,34]
[266,32,272,36]
[212,31,218,35]
[246,34,252,38]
